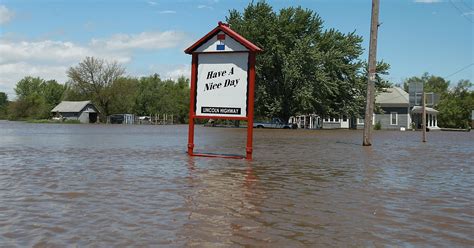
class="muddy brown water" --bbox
[0,120,473,247]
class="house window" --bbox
[334,117,339,122]
[391,112,398,125]
[324,118,329,122]
[358,118,364,124]
[342,115,347,122]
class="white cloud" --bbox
[0,40,130,65]
[148,64,190,80]
[414,0,443,3]
[165,65,190,80]
[148,1,157,6]
[0,5,14,24]
[462,11,474,16]
[0,62,69,97]
[159,10,177,14]
[0,30,189,97]
[90,31,186,50]
[198,5,214,10]
[0,40,88,64]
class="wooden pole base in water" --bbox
[363,0,380,146]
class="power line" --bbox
[449,0,474,23]
[461,0,473,11]
[444,63,474,78]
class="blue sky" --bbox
[0,0,472,97]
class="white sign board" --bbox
[195,53,249,117]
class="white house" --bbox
[289,87,440,130]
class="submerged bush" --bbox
[374,121,382,130]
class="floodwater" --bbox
[0,121,473,247]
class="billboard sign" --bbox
[409,81,423,107]
[184,22,262,159]
[424,92,440,106]
[409,82,440,107]
[196,53,248,118]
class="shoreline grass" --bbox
[26,119,81,124]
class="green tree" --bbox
[227,1,388,121]
[173,76,191,123]
[403,72,449,94]
[67,57,125,119]
[63,81,90,101]
[0,92,8,119]
[437,80,473,128]
[42,80,66,109]
[0,92,7,107]
[15,76,44,99]
[109,77,139,114]
[10,77,48,119]
[134,74,189,123]
[134,74,162,116]
[7,76,66,120]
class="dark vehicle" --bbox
[109,114,125,124]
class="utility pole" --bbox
[363,0,380,146]
[422,88,427,142]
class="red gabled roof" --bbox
[184,21,262,54]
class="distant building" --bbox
[51,101,99,123]
[322,115,350,129]
[107,114,135,124]
[471,110,474,128]
[289,114,349,129]
[290,87,441,130]
[289,114,321,129]
[356,87,439,130]
[411,106,439,130]
[357,87,410,130]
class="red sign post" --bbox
[185,22,262,159]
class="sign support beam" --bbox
[187,54,198,156]
[246,53,256,160]
[184,22,262,160]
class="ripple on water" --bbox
[0,122,473,246]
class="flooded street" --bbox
[0,120,473,247]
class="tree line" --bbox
[0,1,472,127]
[1,57,190,123]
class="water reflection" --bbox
[0,121,472,246]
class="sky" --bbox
[0,0,473,98]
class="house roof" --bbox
[51,101,93,113]
[184,22,262,54]
[411,106,439,114]
[376,87,409,105]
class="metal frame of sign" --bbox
[184,22,262,159]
